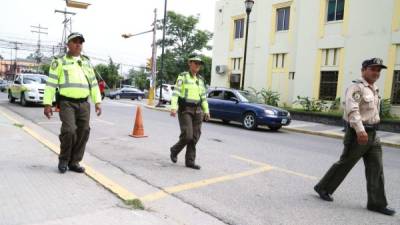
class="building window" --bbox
[230,74,241,89]
[276,7,290,31]
[391,71,400,105]
[322,48,340,66]
[232,57,242,71]
[319,71,338,100]
[273,53,286,69]
[327,0,345,22]
[234,18,245,39]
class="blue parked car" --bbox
[207,88,291,131]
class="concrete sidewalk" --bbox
[0,110,174,225]
[144,104,400,149]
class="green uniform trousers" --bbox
[58,100,91,166]
[315,127,388,208]
[170,106,203,166]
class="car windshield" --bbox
[23,75,47,84]
[237,91,264,104]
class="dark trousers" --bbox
[58,100,91,166]
[315,128,388,208]
[170,107,203,165]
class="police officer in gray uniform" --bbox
[314,58,396,216]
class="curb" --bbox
[282,127,400,149]
[144,105,170,112]
[143,105,400,149]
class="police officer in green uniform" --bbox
[43,33,102,174]
[314,58,396,216]
[170,56,210,170]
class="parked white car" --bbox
[155,84,175,104]
[8,73,48,106]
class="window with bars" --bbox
[391,71,400,105]
[234,18,245,39]
[273,53,286,69]
[232,58,242,71]
[276,7,290,31]
[319,71,338,101]
[327,0,345,22]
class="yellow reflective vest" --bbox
[171,71,209,113]
[43,54,101,105]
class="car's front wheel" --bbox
[137,96,143,101]
[116,95,121,100]
[8,91,15,103]
[268,125,282,131]
[20,93,28,106]
[242,112,257,130]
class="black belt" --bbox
[59,95,88,103]
[346,123,379,131]
[178,98,201,107]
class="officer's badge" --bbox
[352,91,362,102]
[177,80,183,86]
[51,61,58,70]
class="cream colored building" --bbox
[211,0,400,114]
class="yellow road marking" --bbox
[0,108,138,201]
[231,155,318,180]
[141,166,274,202]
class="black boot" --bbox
[186,164,201,170]
[314,185,334,202]
[58,161,68,174]
[68,164,85,173]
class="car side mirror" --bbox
[230,97,239,103]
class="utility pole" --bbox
[148,8,158,106]
[31,24,48,70]
[156,0,168,108]
[11,42,22,79]
[55,8,76,54]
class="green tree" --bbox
[156,11,213,84]
[40,63,50,75]
[128,68,150,90]
[94,58,122,89]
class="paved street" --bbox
[0,92,399,225]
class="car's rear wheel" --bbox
[20,93,28,106]
[116,95,121,100]
[137,96,143,101]
[242,112,257,130]
[268,125,282,131]
[8,91,15,103]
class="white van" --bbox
[155,84,175,104]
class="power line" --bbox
[31,24,49,62]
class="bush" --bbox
[380,98,392,118]
[248,87,280,106]
[294,96,328,112]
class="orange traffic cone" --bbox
[129,106,148,138]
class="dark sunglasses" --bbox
[191,61,202,65]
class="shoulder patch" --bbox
[352,91,362,102]
[81,55,90,61]
[51,60,59,70]
[177,79,183,86]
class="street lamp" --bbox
[241,0,254,90]
[66,0,90,9]
[156,0,168,108]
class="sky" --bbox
[0,0,217,72]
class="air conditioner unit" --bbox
[215,65,227,75]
